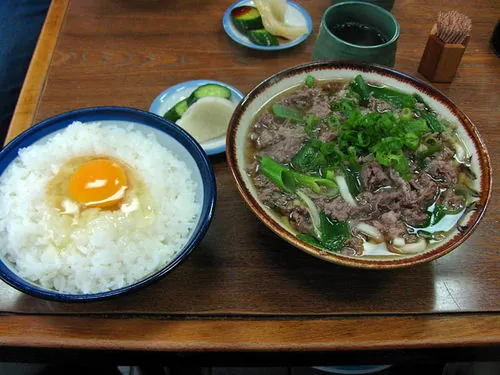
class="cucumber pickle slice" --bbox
[230,6,264,34]
[187,84,232,106]
[163,84,232,121]
[247,29,279,46]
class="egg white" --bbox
[45,155,155,251]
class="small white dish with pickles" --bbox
[150,80,244,155]
[223,0,312,50]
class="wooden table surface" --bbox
[1,0,499,365]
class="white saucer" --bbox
[150,80,244,155]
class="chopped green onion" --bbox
[327,114,340,129]
[305,75,315,88]
[305,115,321,137]
[400,107,413,121]
[402,119,429,135]
[404,132,420,150]
[356,132,371,148]
[325,168,335,181]
[418,134,443,165]
[319,142,338,156]
[291,141,325,173]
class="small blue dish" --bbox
[0,106,216,302]
[150,80,244,156]
[222,0,312,51]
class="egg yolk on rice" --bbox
[68,159,128,209]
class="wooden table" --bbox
[1,0,499,365]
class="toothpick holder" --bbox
[418,24,470,83]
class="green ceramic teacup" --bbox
[312,1,400,67]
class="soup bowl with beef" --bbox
[227,61,491,269]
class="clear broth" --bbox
[330,21,389,46]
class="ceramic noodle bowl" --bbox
[226,61,491,269]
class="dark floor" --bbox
[2,363,500,375]
[160,364,445,375]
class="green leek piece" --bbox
[259,155,295,193]
[349,74,371,106]
[348,75,417,108]
[271,104,305,122]
[413,94,443,132]
[320,212,350,252]
[259,155,338,196]
[370,85,417,109]
[342,165,361,197]
[297,212,350,253]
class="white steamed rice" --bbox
[0,121,200,294]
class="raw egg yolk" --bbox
[68,159,128,209]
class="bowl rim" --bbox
[227,61,492,269]
[0,106,217,301]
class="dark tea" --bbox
[330,21,389,46]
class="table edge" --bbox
[4,0,70,146]
[1,313,499,351]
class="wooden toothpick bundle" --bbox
[436,10,472,45]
